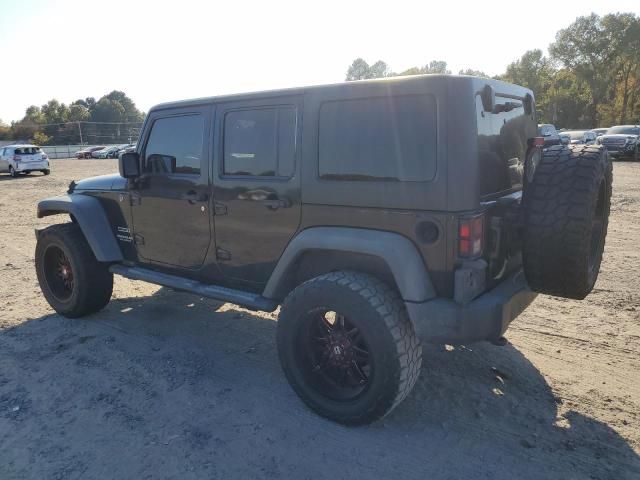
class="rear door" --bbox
[212,96,302,285]
[130,106,212,269]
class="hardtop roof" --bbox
[149,74,533,113]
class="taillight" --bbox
[458,214,484,258]
[42,153,49,160]
[529,137,545,148]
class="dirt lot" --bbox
[0,159,639,479]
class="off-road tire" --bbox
[523,145,612,299]
[35,223,113,318]
[277,270,422,425]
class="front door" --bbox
[130,106,212,269]
[212,96,302,285]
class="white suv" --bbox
[0,144,50,177]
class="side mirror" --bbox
[119,151,140,179]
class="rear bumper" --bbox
[15,161,49,171]
[405,269,537,344]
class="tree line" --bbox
[0,90,144,145]
[346,12,640,128]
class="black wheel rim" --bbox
[589,181,606,274]
[295,309,372,402]
[44,245,74,301]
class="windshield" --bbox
[567,131,585,139]
[607,126,640,135]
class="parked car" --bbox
[34,75,611,425]
[538,123,562,147]
[108,144,135,158]
[597,125,640,161]
[0,144,50,177]
[97,146,122,159]
[75,146,105,159]
[591,128,608,137]
[559,132,571,145]
[563,130,597,145]
[91,147,110,158]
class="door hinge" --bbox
[216,247,231,261]
[134,234,145,246]
[214,202,227,216]
[130,194,141,206]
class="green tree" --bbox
[91,98,127,123]
[601,13,640,124]
[346,58,391,81]
[458,68,489,77]
[550,14,617,126]
[40,99,70,124]
[68,104,90,122]
[501,50,551,96]
[398,60,451,76]
[0,120,10,140]
[32,131,51,145]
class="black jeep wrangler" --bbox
[34,75,612,425]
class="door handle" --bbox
[262,198,289,210]
[181,191,208,204]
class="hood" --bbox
[71,173,126,192]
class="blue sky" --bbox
[0,0,638,122]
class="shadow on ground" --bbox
[0,288,638,479]
[0,172,47,182]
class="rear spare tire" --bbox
[523,145,612,299]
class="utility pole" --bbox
[77,121,83,144]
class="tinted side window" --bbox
[223,106,296,177]
[144,114,204,175]
[318,95,437,182]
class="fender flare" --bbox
[263,227,436,302]
[37,194,123,262]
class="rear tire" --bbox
[35,223,113,318]
[523,145,612,299]
[277,271,422,425]
[42,169,50,175]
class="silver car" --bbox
[0,144,50,178]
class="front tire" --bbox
[35,223,113,318]
[9,166,18,178]
[277,271,422,425]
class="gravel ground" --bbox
[0,159,639,480]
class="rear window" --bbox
[14,147,41,154]
[318,95,437,182]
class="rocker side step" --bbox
[109,264,278,312]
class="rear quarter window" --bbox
[318,95,437,182]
